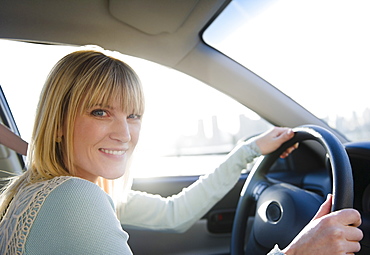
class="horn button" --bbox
[266,202,282,223]
[252,183,322,249]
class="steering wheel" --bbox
[230,125,354,255]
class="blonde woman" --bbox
[0,50,362,254]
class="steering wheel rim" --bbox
[230,125,354,255]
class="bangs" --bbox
[76,58,145,116]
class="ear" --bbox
[57,129,63,137]
[56,128,63,142]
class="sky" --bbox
[204,0,370,120]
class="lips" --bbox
[99,148,126,156]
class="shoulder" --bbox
[36,177,117,224]
[52,176,106,194]
[26,176,116,226]
[35,176,116,228]
[50,176,114,208]
[23,176,115,211]
[25,177,130,254]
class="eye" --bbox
[91,109,108,117]
[128,114,141,120]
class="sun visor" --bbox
[108,0,199,35]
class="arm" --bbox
[120,139,261,233]
[0,124,27,155]
[119,127,295,233]
[26,178,132,255]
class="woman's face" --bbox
[71,100,141,183]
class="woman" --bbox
[0,49,362,254]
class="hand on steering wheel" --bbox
[231,125,356,255]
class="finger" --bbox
[287,145,296,153]
[269,127,292,140]
[279,143,299,158]
[312,194,332,220]
[283,143,298,155]
[255,127,294,155]
[344,240,362,254]
[269,127,288,137]
[280,152,289,159]
[344,225,363,242]
[336,209,362,227]
[280,150,292,158]
[274,130,294,152]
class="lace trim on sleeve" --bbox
[0,176,72,255]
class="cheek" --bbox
[130,124,141,147]
[75,117,103,138]
[73,120,103,152]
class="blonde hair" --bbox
[0,49,144,217]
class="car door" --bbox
[127,175,247,255]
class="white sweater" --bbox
[0,141,264,254]
[118,140,261,233]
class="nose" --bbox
[110,118,131,143]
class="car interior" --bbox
[1,0,370,254]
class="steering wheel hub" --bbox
[254,183,322,248]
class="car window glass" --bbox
[128,59,272,177]
[0,39,272,177]
[203,0,370,142]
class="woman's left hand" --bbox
[254,127,298,158]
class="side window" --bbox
[0,40,272,178]
[127,58,272,177]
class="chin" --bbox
[103,171,126,180]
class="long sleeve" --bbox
[118,140,261,233]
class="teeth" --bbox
[100,149,125,155]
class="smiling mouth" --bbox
[99,148,126,156]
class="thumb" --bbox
[312,194,332,220]
[277,128,294,141]
[272,128,295,150]
[267,127,293,142]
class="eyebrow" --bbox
[90,103,114,109]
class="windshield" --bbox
[203,0,370,142]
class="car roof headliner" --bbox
[0,0,225,67]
